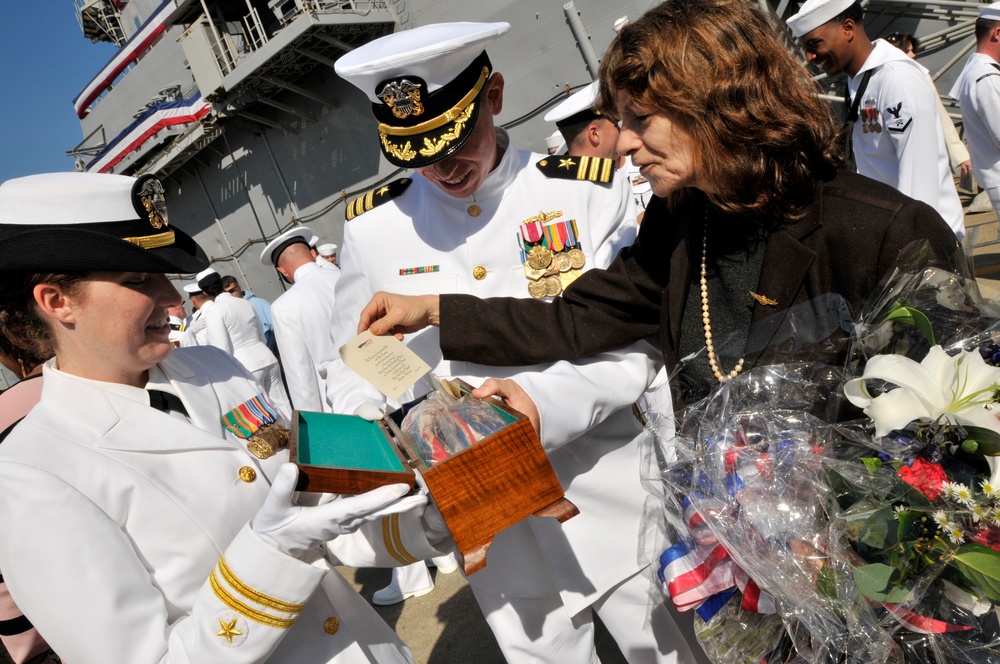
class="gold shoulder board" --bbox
[536,156,614,184]
[345,178,413,221]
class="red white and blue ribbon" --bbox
[74,0,176,118]
[86,94,211,173]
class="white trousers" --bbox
[389,553,459,593]
[987,186,1000,221]
[469,568,700,664]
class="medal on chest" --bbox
[518,210,586,298]
[221,394,290,459]
[861,97,881,134]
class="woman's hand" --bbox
[359,292,441,339]
[252,464,426,557]
[472,378,540,435]
[959,160,972,179]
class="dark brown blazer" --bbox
[440,170,964,374]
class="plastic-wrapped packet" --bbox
[401,391,508,466]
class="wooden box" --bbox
[290,386,578,574]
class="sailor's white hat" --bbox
[786,0,855,38]
[196,266,221,290]
[544,130,566,151]
[0,172,207,273]
[335,22,510,168]
[260,226,313,266]
[980,1,1000,20]
[183,283,202,295]
[317,243,338,257]
[544,81,601,127]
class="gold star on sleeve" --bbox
[376,186,390,196]
[558,158,576,169]
[217,617,243,643]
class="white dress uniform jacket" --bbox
[202,292,291,416]
[0,347,440,664]
[950,52,1000,215]
[848,39,965,237]
[181,307,207,347]
[324,129,661,616]
[272,261,340,412]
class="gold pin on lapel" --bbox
[749,291,778,306]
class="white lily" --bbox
[844,346,1000,485]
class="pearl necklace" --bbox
[700,222,745,383]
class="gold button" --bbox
[324,616,340,635]
[238,466,257,483]
[472,266,487,280]
[467,204,481,217]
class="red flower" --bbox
[897,457,949,500]
[972,527,1000,552]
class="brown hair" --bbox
[0,273,87,369]
[597,0,843,222]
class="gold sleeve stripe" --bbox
[382,514,419,565]
[576,156,590,180]
[217,556,305,614]
[209,572,297,629]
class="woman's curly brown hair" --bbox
[597,0,844,222]
[0,273,86,372]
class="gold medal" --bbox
[567,248,586,269]
[527,280,548,298]
[527,245,553,270]
[544,276,562,297]
[874,123,882,133]
[523,263,546,280]
[247,436,275,459]
[559,269,581,290]
[543,263,560,277]
[555,252,572,272]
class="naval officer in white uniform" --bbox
[951,1,1000,219]
[327,22,694,664]
[0,172,446,664]
[196,267,292,417]
[788,0,966,239]
[263,226,340,412]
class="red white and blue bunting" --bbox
[73,0,175,119]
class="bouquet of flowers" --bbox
[653,243,1000,663]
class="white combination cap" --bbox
[544,81,601,127]
[183,283,202,294]
[981,1,1000,20]
[0,172,207,273]
[335,22,510,168]
[786,0,855,38]
[195,267,217,281]
[317,243,338,256]
[260,226,313,266]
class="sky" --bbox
[0,2,118,183]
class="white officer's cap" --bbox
[544,81,601,128]
[981,1,1000,20]
[317,243,338,257]
[183,283,202,295]
[0,172,207,273]
[335,22,510,168]
[260,226,313,266]
[786,0,856,38]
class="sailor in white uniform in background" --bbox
[262,227,340,413]
[328,22,694,663]
[196,267,292,417]
[181,281,208,347]
[546,81,650,213]
[788,0,966,239]
[951,1,1000,219]
[0,171,447,664]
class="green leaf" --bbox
[861,457,883,474]
[884,306,936,345]
[816,565,838,599]
[952,543,1000,602]
[963,426,1000,457]
[852,563,912,603]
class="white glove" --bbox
[353,400,389,421]
[253,463,426,557]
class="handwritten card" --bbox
[339,331,431,401]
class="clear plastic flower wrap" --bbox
[649,242,1000,664]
